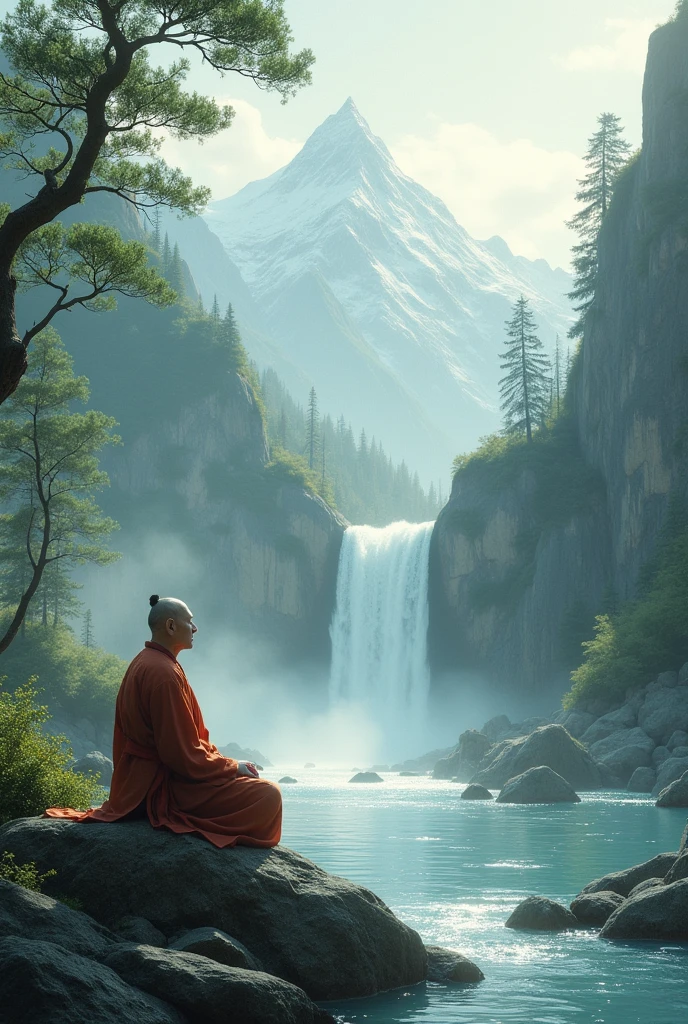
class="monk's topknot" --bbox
[149,594,160,607]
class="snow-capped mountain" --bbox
[204,98,573,482]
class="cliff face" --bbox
[431,15,688,694]
[109,371,346,661]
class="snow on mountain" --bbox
[204,98,573,482]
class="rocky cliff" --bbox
[431,14,688,696]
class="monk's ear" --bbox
[166,617,176,634]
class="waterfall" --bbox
[329,521,434,737]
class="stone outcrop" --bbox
[600,879,688,941]
[652,756,688,796]
[495,766,580,804]
[577,853,677,897]
[569,891,625,927]
[627,766,656,793]
[505,897,579,931]
[460,784,493,800]
[168,929,264,972]
[656,770,688,807]
[349,772,384,783]
[0,818,426,1001]
[587,728,655,786]
[470,725,602,790]
[432,730,493,780]
[425,946,484,983]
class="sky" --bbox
[0,0,676,267]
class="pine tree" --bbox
[499,296,550,442]
[211,295,221,323]
[167,243,186,300]
[82,608,94,648]
[305,387,320,470]
[553,335,563,418]
[151,208,162,255]
[566,113,631,337]
[161,233,171,275]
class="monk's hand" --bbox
[237,761,260,778]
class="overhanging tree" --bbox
[499,295,550,443]
[566,112,631,338]
[0,0,314,403]
[0,327,119,654]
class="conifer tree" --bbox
[167,243,186,300]
[82,609,94,649]
[553,335,563,418]
[305,387,320,470]
[499,296,550,442]
[567,113,631,337]
[161,233,171,276]
[151,208,162,256]
[211,295,221,323]
[222,304,242,350]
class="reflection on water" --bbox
[265,766,688,1024]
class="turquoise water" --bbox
[264,766,688,1024]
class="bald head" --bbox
[148,595,197,655]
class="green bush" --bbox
[0,850,55,892]
[0,679,106,824]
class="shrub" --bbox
[0,850,55,892]
[0,679,106,824]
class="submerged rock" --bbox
[471,725,602,790]
[656,770,688,807]
[460,784,493,800]
[577,852,678,897]
[349,772,384,783]
[278,776,298,784]
[569,890,625,927]
[0,818,425,1000]
[600,878,688,941]
[505,896,579,931]
[496,766,581,804]
[425,945,484,983]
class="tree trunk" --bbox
[0,266,28,404]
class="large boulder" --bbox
[600,878,688,940]
[664,852,688,884]
[72,750,114,786]
[480,715,512,742]
[627,766,656,793]
[580,706,638,746]
[496,766,580,804]
[587,728,655,785]
[667,730,688,750]
[425,946,484,983]
[505,896,578,931]
[470,725,602,790]
[577,852,678,897]
[569,890,625,927]
[651,756,688,797]
[102,944,334,1024]
[656,771,688,807]
[0,818,426,1000]
[637,688,688,745]
[0,937,183,1024]
[433,730,493,780]
[651,746,671,766]
[0,878,117,957]
[168,928,263,971]
[553,710,596,739]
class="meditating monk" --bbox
[45,596,282,848]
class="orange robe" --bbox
[45,641,282,849]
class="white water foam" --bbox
[329,521,434,749]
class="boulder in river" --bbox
[433,730,493,781]
[505,896,579,931]
[470,725,602,790]
[496,766,581,804]
[0,818,426,1000]
[656,770,688,807]
[278,776,298,784]
[577,852,678,897]
[627,766,656,793]
[460,784,493,800]
[425,945,484,983]
[569,890,625,927]
[600,878,688,941]
[350,772,384,783]
[72,750,114,786]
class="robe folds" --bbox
[45,641,282,849]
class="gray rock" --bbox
[672,746,688,759]
[600,878,688,940]
[627,877,664,897]
[656,771,688,807]
[587,728,655,785]
[651,757,688,796]
[569,890,625,926]
[651,746,671,766]
[72,750,114,786]
[664,852,688,884]
[471,725,602,790]
[496,766,581,804]
[460,784,493,800]
[638,688,688,745]
[425,945,484,983]
[0,878,117,957]
[349,772,383,783]
[505,896,579,931]
[433,729,493,781]
[578,852,678,897]
[627,766,656,793]
[103,943,334,1024]
[0,818,426,1000]
[114,916,167,947]
[278,776,298,784]
[168,927,263,971]
[0,937,183,1024]
[558,710,596,739]
[679,663,688,684]
[580,706,638,746]
[657,671,678,688]
[481,715,512,742]
[667,730,688,750]
[680,819,688,856]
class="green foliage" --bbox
[499,295,550,441]
[0,621,126,724]
[0,678,106,825]
[564,520,688,709]
[0,849,55,891]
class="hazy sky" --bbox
[0,0,675,266]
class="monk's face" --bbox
[168,605,197,653]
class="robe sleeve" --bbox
[148,676,239,782]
